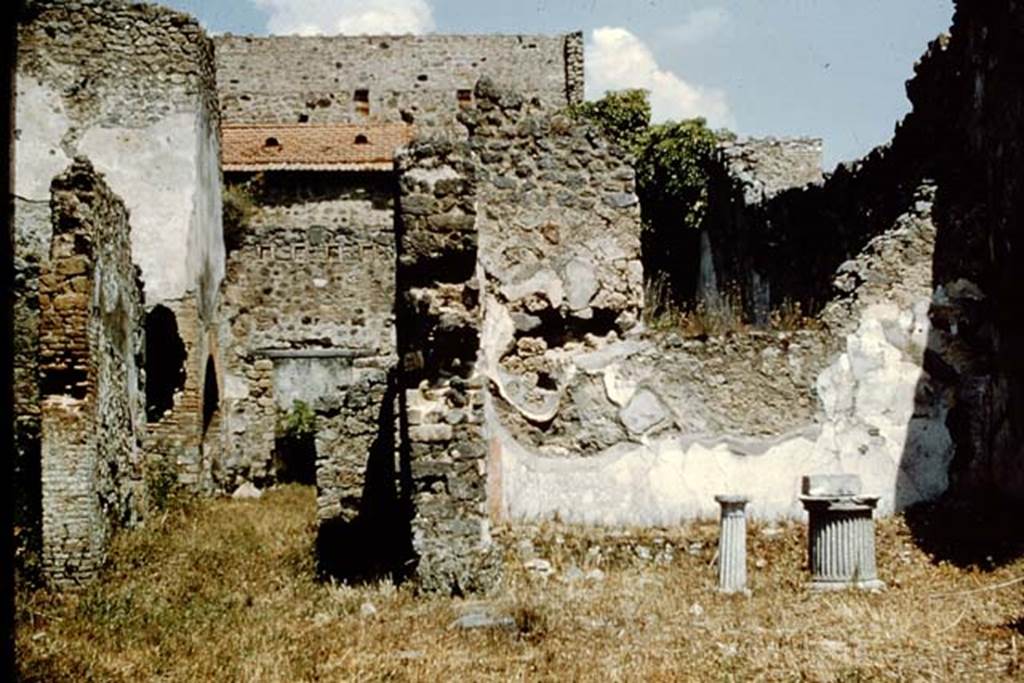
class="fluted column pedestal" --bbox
[800,495,884,591]
[715,495,750,594]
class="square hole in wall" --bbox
[354,89,370,116]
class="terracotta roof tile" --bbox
[221,123,415,171]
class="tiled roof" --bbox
[221,123,415,171]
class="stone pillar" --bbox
[800,475,884,591]
[715,495,749,593]
[38,159,146,587]
[395,140,500,593]
[563,31,585,105]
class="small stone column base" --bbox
[715,495,750,594]
[801,496,884,591]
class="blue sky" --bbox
[162,0,954,169]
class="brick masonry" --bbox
[38,158,145,587]
[15,0,225,580]
[144,295,219,492]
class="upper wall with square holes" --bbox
[214,32,584,135]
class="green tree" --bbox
[635,118,718,234]
[572,89,719,233]
[573,90,723,307]
[570,88,651,154]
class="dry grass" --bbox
[16,485,1024,681]
[645,277,820,338]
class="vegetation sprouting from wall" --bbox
[572,89,723,315]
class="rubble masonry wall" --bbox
[218,171,397,527]
[215,32,584,135]
[15,0,226,504]
[38,158,145,586]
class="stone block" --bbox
[57,255,89,276]
[401,194,437,216]
[563,257,598,311]
[450,606,515,631]
[409,423,454,443]
[411,460,454,479]
[618,388,670,435]
[801,474,862,497]
[603,191,638,208]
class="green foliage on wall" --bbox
[221,173,265,252]
[573,90,725,311]
[569,88,651,154]
[635,119,719,234]
[277,399,316,439]
[571,89,720,234]
[221,184,254,252]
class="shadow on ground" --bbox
[315,373,414,584]
[903,496,1024,569]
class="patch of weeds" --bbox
[646,283,747,338]
[144,454,186,512]
[221,176,262,252]
[679,293,746,338]
[646,277,822,338]
[76,588,140,637]
[511,602,549,642]
[325,579,366,616]
[768,298,822,331]
[277,399,316,440]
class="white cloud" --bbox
[662,6,730,45]
[586,26,734,129]
[252,0,435,36]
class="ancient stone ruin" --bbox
[12,0,1024,592]
[15,0,223,583]
[37,158,146,585]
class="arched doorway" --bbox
[144,305,187,422]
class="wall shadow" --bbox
[897,163,1024,569]
[315,370,414,584]
[698,149,925,322]
[897,2,1024,569]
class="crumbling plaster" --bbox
[17,75,224,309]
[17,0,1023,595]
[489,298,952,523]
[470,84,954,524]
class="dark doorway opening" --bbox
[144,305,187,422]
[274,399,316,485]
[202,355,218,434]
[274,433,316,485]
